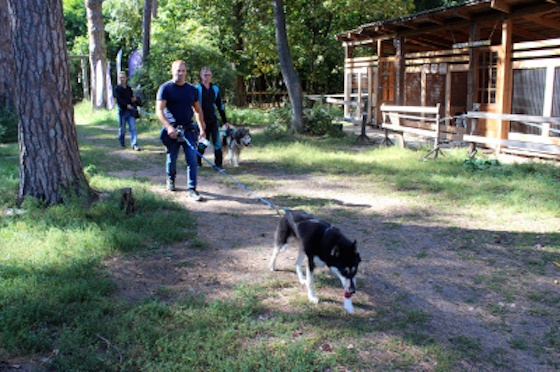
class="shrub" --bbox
[0,105,18,143]
[270,102,344,137]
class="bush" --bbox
[270,102,344,137]
[0,105,18,143]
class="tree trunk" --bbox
[152,0,158,18]
[7,0,91,205]
[272,0,304,133]
[232,2,247,106]
[142,0,152,61]
[85,0,108,109]
[0,0,15,108]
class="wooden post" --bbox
[467,23,480,156]
[394,36,405,105]
[495,19,513,152]
[344,43,352,119]
[375,40,384,124]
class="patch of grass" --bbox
[451,335,483,357]
[508,337,528,350]
[2,104,560,370]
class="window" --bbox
[476,50,498,105]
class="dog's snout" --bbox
[346,279,357,294]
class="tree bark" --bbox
[272,0,304,133]
[8,0,91,205]
[0,0,15,108]
[85,0,108,109]
[142,0,152,61]
[232,1,247,106]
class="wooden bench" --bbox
[380,104,465,158]
[464,111,560,158]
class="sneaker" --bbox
[133,145,141,151]
[187,189,202,201]
[166,179,176,191]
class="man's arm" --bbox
[156,99,177,139]
[193,101,206,138]
[215,89,229,125]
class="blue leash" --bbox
[136,107,284,215]
[185,133,283,216]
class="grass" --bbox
[1,104,560,370]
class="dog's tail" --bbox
[284,208,298,233]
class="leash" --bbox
[134,106,285,216]
[183,135,285,217]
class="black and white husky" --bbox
[222,126,251,167]
[269,209,361,313]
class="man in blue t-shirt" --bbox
[156,60,207,201]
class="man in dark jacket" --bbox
[114,71,140,150]
[195,67,230,168]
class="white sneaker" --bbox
[166,179,175,191]
[187,189,202,201]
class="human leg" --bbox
[118,112,126,147]
[210,126,223,168]
[197,140,205,166]
[127,115,138,149]
[184,129,199,191]
[166,142,180,183]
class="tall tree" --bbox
[273,0,304,133]
[85,0,108,109]
[7,0,91,205]
[0,0,15,108]
[142,0,152,61]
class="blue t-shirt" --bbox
[156,81,199,126]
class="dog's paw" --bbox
[343,297,354,314]
[309,296,319,304]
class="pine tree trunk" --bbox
[8,0,91,205]
[0,0,15,108]
[272,0,304,133]
[142,0,152,61]
[85,0,108,109]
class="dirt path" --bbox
[104,129,560,371]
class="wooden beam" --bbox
[528,13,560,31]
[491,0,511,13]
[426,15,445,25]
[453,9,472,20]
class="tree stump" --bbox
[120,188,135,214]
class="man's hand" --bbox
[167,126,178,139]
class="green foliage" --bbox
[0,105,18,144]
[130,16,236,108]
[463,156,501,171]
[270,102,346,137]
[63,0,87,52]
[227,106,274,126]
[103,0,143,52]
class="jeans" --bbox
[197,122,223,167]
[165,126,198,190]
[118,110,138,148]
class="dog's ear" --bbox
[330,244,340,258]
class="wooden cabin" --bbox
[335,0,560,158]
